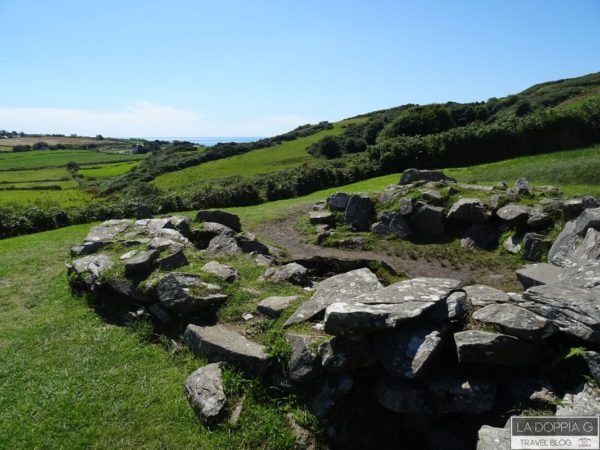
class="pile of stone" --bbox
[309,168,599,262]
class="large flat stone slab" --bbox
[184,324,270,375]
[284,268,382,327]
[463,284,510,307]
[454,330,543,366]
[518,284,600,343]
[516,263,564,289]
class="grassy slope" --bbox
[153,118,367,191]
[0,189,93,207]
[79,161,140,180]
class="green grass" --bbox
[0,150,145,171]
[0,167,71,183]
[153,118,367,191]
[0,189,93,207]
[79,161,140,179]
[0,180,79,189]
[0,226,303,449]
[445,143,600,197]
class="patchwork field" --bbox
[0,149,144,170]
[0,136,123,151]
[153,118,367,191]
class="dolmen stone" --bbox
[256,296,299,318]
[286,334,322,383]
[201,261,240,283]
[548,220,578,265]
[496,204,530,226]
[195,210,241,232]
[446,198,487,223]
[323,277,460,336]
[462,284,510,307]
[373,374,495,414]
[259,263,308,285]
[184,324,270,375]
[471,304,557,342]
[409,204,445,237]
[184,363,227,424]
[518,283,600,343]
[318,335,375,372]
[373,326,445,379]
[344,194,374,231]
[454,330,543,366]
[326,192,350,212]
[515,263,563,289]
[512,177,534,197]
[284,268,382,327]
[421,189,445,205]
[156,272,227,314]
[399,168,455,185]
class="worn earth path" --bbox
[251,205,519,290]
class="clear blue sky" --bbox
[0,0,598,137]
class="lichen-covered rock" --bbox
[476,425,510,450]
[463,284,510,307]
[454,330,543,366]
[284,268,382,327]
[184,363,227,424]
[259,263,308,285]
[311,373,353,418]
[202,261,240,283]
[256,296,298,318]
[195,210,241,232]
[206,234,242,257]
[308,211,335,225]
[184,324,270,375]
[399,168,454,185]
[156,248,188,271]
[558,259,600,289]
[556,383,600,416]
[571,227,600,261]
[503,235,522,254]
[471,303,557,342]
[409,204,445,237]
[326,192,350,212]
[496,204,530,226]
[526,207,551,229]
[548,220,578,265]
[426,291,471,322]
[516,263,564,289]
[371,211,412,238]
[461,224,499,250]
[575,207,600,236]
[522,232,550,261]
[84,219,133,243]
[156,272,227,314]
[286,334,322,383]
[68,254,114,288]
[512,177,534,197]
[319,335,375,372]
[236,232,270,255]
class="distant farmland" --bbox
[0,136,124,151]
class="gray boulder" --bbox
[502,235,522,254]
[256,296,298,318]
[471,303,557,342]
[184,363,227,423]
[519,283,600,343]
[571,228,600,261]
[236,232,270,255]
[522,232,550,261]
[461,224,499,250]
[284,268,382,327]
[373,374,495,414]
[454,330,543,366]
[195,210,241,232]
[421,189,445,205]
[562,198,585,220]
[373,326,445,379]
[184,324,270,375]
[68,254,114,288]
[259,262,308,285]
[148,237,179,251]
[371,211,413,238]
[575,207,600,236]
[399,168,454,185]
[206,234,242,257]
[558,259,600,289]
[326,192,350,212]
[123,249,159,275]
[556,383,600,416]
[512,177,534,197]
[496,204,530,226]
[70,241,105,257]
[319,336,375,372]
[446,198,487,223]
[156,272,227,314]
[84,219,133,243]
[516,263,564,289]
[426,291,471,322]
[548,220,578,265]
[308,210,335,226]
[583,351,600,385]
[286,334,322,383]
[410,204,445,237]
[476,425,510,450]
[398,197,414,215]
[463,284,510,307]
[344,194,374,231]
[202,261,240,283]
[526,207,551,228]
[156,248,188,271]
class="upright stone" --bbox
[446,198,487,223]
[326,192,350,212]
[195,210,242,232]
[344,194,374,231]
[184,363,227,424]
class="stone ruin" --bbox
[66,171,600,449]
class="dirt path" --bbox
[251,205,519,290]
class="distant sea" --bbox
[139,137,263,146]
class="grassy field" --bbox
[0,150,144,171]
[0,180,79,189]
[79,161,140,180]
[0,189,93,207]
[445,143,600,197]
[153,118,367,191]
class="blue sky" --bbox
[0,0,598,137]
